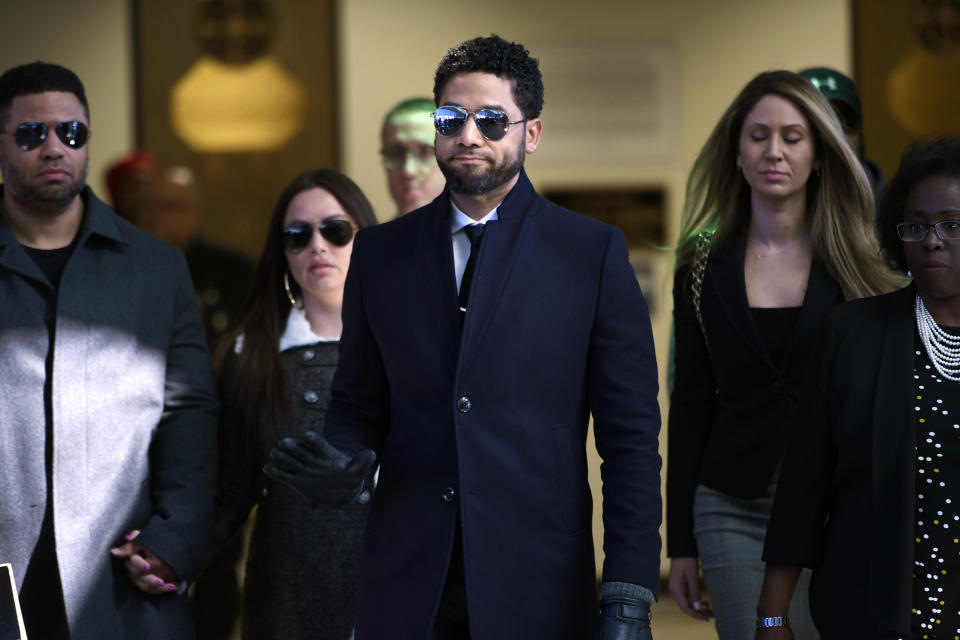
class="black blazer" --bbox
[324,171,663,639]
[764,285,917,638]
[666,233,844,557]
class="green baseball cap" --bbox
[800,66,862,129]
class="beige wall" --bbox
[0,0,853,581]
[0,0,134,199]
[340,0,853,577]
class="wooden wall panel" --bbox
[135,0,338,258]
[854,0,960,179]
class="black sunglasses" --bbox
[431,106,525,141]
[283,219,356,251]
[0,121,89,151]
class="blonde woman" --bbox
[666,70,899,640]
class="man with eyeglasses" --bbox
[380,96,446,216]
[0,62,217,639]
[267,35,661,639]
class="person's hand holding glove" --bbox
[263,431,375,505]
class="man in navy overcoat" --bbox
[269,35,662,640]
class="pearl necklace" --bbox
[915,294,960,382]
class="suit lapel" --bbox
[418,192,462,341]
[457,171,538,379]
[867,285,916,632]
[711,237,845,368]
[709,237,769,363]
[784,259,843,355]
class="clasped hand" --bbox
[109,529,181,595]
[263,431,376,506]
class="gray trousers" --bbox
[693,483,820,640]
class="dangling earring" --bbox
[284,271,303,309]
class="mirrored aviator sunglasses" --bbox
[1,121,89,151]
[431,106,525,141]
[283,219,356,251]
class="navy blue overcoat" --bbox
[326,171,662,639]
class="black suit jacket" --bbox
[764,285,917,638]
[324,171,662,639]
[667,233,845,556]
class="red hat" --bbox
[105,151,157,207]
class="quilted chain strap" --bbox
[690,230,714,351]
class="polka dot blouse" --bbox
[913,333,960,640]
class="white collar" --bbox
[450,200,499,235]
[280,306,338,351]
[233,306,337,355]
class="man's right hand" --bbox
[668,557,713,621]
[263,431,376,506]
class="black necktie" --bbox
[458,224,486,314]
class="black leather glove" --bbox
[263,431,376,506]
[595,593,653,640]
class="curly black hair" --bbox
[433,35,544,120]
[878,136,960,273]
[0,62,89,127]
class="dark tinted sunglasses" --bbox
[0,120,89,151]
[431,106,525,141]
[283,219,355,251]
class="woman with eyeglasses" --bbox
[756,137,960,639]
[212,169,378,639]
[666,70,899,640]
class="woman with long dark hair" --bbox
[213,169,378,639]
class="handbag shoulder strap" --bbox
[690,230,714,350]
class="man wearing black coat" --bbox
[0,62,217,640]
[268,35,662,640]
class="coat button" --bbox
[442,487,456,503]
[261,487,269,498]
[301,349,315,362]
[304,390,319,404]
[457,396,472,413]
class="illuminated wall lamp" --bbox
[171,55,305,152]
[887,49,960,136]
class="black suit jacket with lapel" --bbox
[764,285,917,637]
[324,170,663,639]
[666,232,845,557]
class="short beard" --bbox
[21,179,85,212]
[439,138,525,196]
[3,161,87,214]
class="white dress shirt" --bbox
[450,201,499,292]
